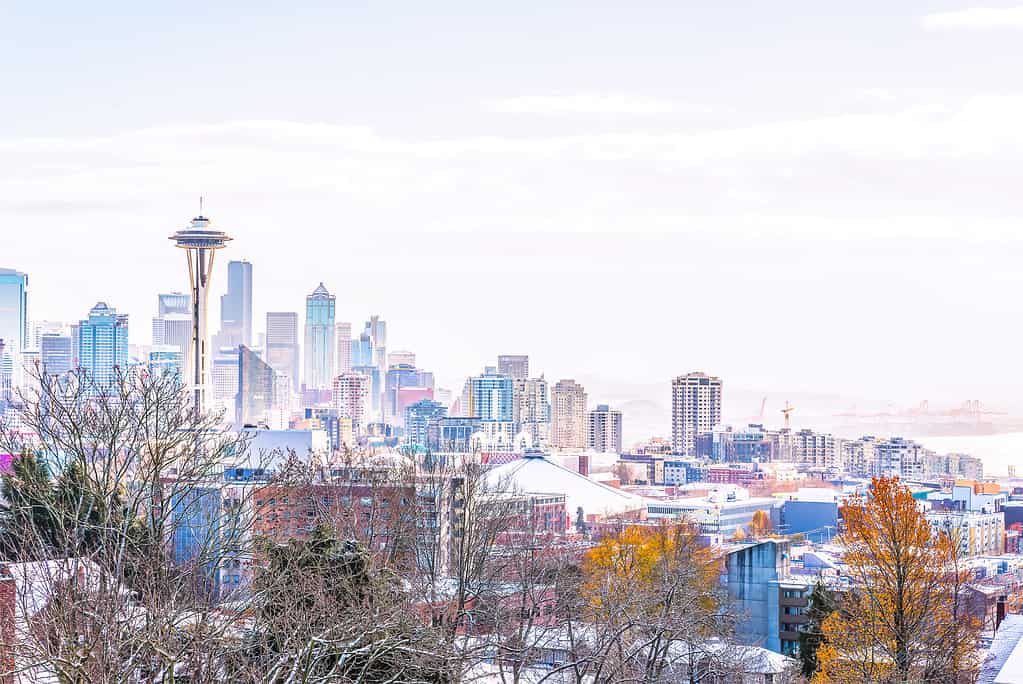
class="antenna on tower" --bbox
[199,195,204,217]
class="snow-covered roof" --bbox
[981,615,1023,684]
[487,454,647,519]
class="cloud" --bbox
[922,6,1023,29]
[483,94,709,115]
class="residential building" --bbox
[77,302,129,389]
[303,283,336,390]
[497,355,529,380]
[266,311,300,393]
[790,429,840,471]
[332,372,370,437]
[927,510,1005,557]
[671,372,722,456]
[874,437,929,479]
[469,367,514,422]
[588,404,622,453]
[726,540,808,655]
[551,379,587,449]
[512,377,550,447]
[405,399,448,449]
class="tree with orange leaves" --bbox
[748,509,773,538]
[813,476,981,683]
[554,520,747,682]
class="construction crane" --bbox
[781,401,795,430]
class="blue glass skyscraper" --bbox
[0,268,28,353]
[77,302,129,388]
[470,367,514,422]
[303,283,336,390]
[219,260,253,347]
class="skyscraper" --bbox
[551,379,588,449]
[39,333,73,377]
[303,283,335,391]
[152,311,192,378]
[211,347,240,423]
[588,404,623,453]
[236,344,278,427]
[332,372,370,436]
[469,367,514,422]
[266,312,300,392]
[671,372,722,456]
[335,322,352,374]
[217,260,253,348]
[405,399,447,449]
[498,355,529,381]
[0,268,28,354]
[170,212,232,414]
[512,376,550,447]
[77,302,129,389]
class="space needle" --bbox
[169,202,232,415]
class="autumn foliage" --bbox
[813,476,981,683]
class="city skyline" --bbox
[3,3,1023,409]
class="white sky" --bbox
[2,1,1023,412]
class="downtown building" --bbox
[303,283,336,394]
[236,345,288,429]
[77,302,129,390]
[671,372,722,456]
[550,379,587,449]
[213,260,253,349]
[512,376,550,448]
[588,404,623,453]
[497,354,529,380]
[266,311,300,393]
[332,372,371,439]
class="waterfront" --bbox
[915,432,1023,478]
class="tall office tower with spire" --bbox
[335,322,352,374]
[77,302,129,389]
[498,355,529,381]
[551,379,588,449]
[588,404,623,453]
[303,283,336,391]
[216,260,253,349]
[671,372,722,456]
[0,268,28,354]
[169,209,231,415]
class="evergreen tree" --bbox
[799,578,835,678]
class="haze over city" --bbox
[4,2,1023,415]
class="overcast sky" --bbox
[2,1,1023,410]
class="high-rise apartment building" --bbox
[0,268,28,354]
[303,283,336,391]
[332,372,370,436]
[405,399,448,449]
[671,372,722,456]
[266,312,300,392]
[335,322,352,374]
[551,379,588,449]
[512,377,550,447]
[469,367,514,422]
[790,429,839,471]
[39,333,73,377]
[77,302,129,389]
[498,355,529,380]
[588,404,623,453]
[217,260,253,348]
